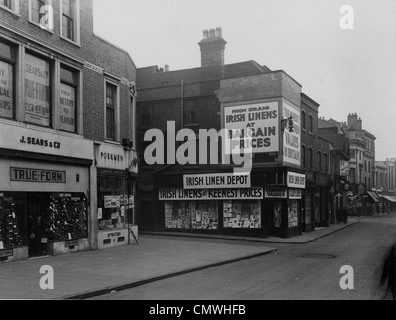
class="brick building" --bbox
[0,0,137,262]
[137,28,308,239]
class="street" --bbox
[92,214,396,300]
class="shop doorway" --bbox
[26,194,49,258]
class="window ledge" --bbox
[0,6,20,16]
[28,20,54,34]
[104,140,121,146]
[60,35,81,48]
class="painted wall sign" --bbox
[264,187,288,199]
[59,83,76,133]
[10,168,66,183]
[20,136,60,149]
[283,103,301,166]
[287,172,306,189]
[0,60,13,119]
[183,173,251,190]
[224,102,279,155]
[159,188,264,201]
[84,61,103,74]
[24,54,51,127]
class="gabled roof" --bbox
[137,61,270,89]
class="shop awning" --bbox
[381,195,396,203]
[367,191,380,203]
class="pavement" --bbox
[0,217,362,300]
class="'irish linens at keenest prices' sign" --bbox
[183,173,251,189]
[159,188,264,201]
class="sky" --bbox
[93,0,396,161]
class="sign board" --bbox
[104,195,120,208]
[287,172,306,189]
[159,188,264,201]
[289,188,303,199]
[0,249,13,258]
[24,54,51,127]
[183,173,251,189]
[65,240,78,248]
[283,103,301,166]
[10,168,66,183]
[264,187,288,199]
[95,143,138,175]
[340,161,349,177]
[0,122,93,160]
[224,102,279,155]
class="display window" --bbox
[165,201,218,230]
[0,193,26,250]
[0,40,16,120]
[223,200,261,229]
[97,174,134,231]
[288,199,299,228]
[273,201,282,228]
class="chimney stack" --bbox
[198,27,227,68]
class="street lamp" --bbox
[281,117,294,133]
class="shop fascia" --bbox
[95,142,138,174]
[0,121,93,160]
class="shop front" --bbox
[0,123,93,262]
[93,143,138,250]
[157,171,305,239]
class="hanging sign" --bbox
[340,161,349,176]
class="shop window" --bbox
[0,40,16,120]
[273,201,282,228]
[288,200,299,228]
[60,65,78,133]
[97,175,134,232]
[24,52,51,127]
[223,200,261,229]
[61,0,80,43]
[0,0,19,13]
[105,82,119,141]
[165,201,218,230]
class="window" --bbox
[62,0,79,43]
[301,145,306,169]
[308,148,313,169]
[365,161,367,172]
[308,115,313,133]
[24,53,51,127]
[0,0,18,13]
[350,149,355,159]
[324,153,328,173]
[301,111,306,130]
[105,82,117,141]
[29,0,52,30]
[60,65,78,133]
[318,151,322,172]
[0,40,16,120]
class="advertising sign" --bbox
[283,103,301,166]
[224,102,279,155]
[59,83,76,132]
[159,188,264,201]
[183,173,251,190]
[287,172,306,189]
[104,196,120,208]
[340,161,349,176]
[0,61,13,119]
[264,187,288,199]
[24,54,51,127]
[289,188,303,199]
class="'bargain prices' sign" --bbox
[224,102,279,155]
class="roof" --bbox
[137,61,270,89]
[381,195,396,203]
